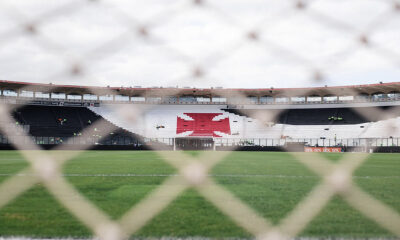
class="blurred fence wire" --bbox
[0,0,400,239]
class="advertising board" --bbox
[304,147,342,152]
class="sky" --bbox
[0,0,399,89]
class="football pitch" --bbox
[0,150,399,239]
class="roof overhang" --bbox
[1,80,400,97]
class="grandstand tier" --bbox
[4,103,399,141]
[5,105,144,147]
[89,104,399,140]
[1,80,400,151]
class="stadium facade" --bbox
[1,80,400,152]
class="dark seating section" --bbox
[276,108,368,125]
[10,105,143,144]
[223,106,400,125]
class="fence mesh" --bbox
[0,0,400,239]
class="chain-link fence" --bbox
[0,0,400,239]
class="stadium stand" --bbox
[89,104,400,141]
[223,107,400,125]
[3,105,145,149]
[1,80,400,151]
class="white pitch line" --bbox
[0,173,399,179]
[0,237,397,240]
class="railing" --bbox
[1,135,399,148]
[2,95,400,106]
[0,135,143,146]
[213,137,400,147]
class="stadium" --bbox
[1,80,400,239]
[1,80,400,152]
[0,1,400,240]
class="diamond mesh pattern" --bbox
[0,1,400,239]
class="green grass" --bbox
[0,150,399,238]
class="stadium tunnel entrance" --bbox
[175,137,214,150]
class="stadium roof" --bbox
[1,80,400,97]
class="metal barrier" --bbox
[1,135,399,148]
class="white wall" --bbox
[88,104,400,139]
